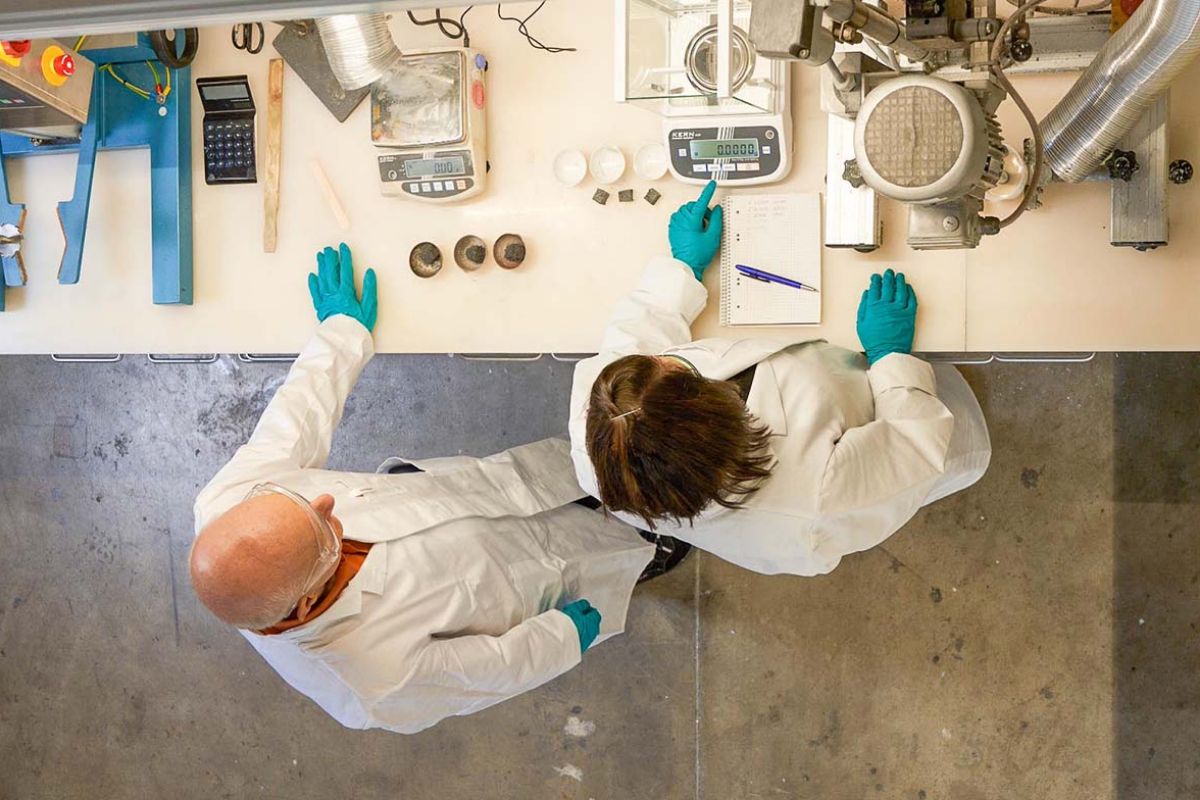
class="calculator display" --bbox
[689,139,760,159]
[200,83,250,101]
[404,156,466,179]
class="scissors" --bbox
[231,22,265,55]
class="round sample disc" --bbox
[409,242,443,278]
[454,235,487,271]
[494,234,526,270]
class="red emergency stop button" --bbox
[53,53,75,77]
[40,45,72,86]
[2,41,31,58]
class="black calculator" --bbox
[197,75,257,185]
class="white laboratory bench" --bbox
[3,0,1200,354]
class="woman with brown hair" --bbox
[568,181,991,575]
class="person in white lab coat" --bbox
[569,182,992,576]
[190,244,654,734]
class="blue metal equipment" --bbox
[0,32,192,311]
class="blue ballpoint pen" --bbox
[735,264,819,292]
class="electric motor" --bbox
[852,74,1004,205]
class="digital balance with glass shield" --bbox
[371,47,487,203]
[615,0,791,186]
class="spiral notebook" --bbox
[719,193,822,326]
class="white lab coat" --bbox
[194,316,653,734]
[569,257,992,576]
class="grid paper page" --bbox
[719,193,822,326]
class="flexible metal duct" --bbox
[316,14,402,91]
[1040,0,1200,183]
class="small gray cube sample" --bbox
[618,189,634,202]
[645,188,662,205]
[593,188,610,205]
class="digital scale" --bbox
[665,120,788,185]
[371,47,487,203]
[616,0,792,187]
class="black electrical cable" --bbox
[459,6,475,45]
[496,1,576,54]
[987,0,1050,230]
[406,8,472,48]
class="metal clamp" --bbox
[237,353,298,363]
[147,353,218,364]
[50,353,122,363]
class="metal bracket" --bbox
[451,353,544,362]
[919,352,996,365]
[1111,94,1168,250]
[272,21,369,123]
[929,13,1112,79]
[147,353,217,364]
[825,113,881,251]
[993,352,1096,363]
[50,353,122,362]
[238,353,299,362]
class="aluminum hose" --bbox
[1040,0,1200,182]
[316,14,402,91]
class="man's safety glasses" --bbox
[245,482,341,599]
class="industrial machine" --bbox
[0,32,192,310]
[0,38,94,310]
[615,0,793,186]
[750,0,1196,252]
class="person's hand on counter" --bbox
[668,179,724,281]
[856,268,917,365]
[560,599,602,654]
[308,243,379,333]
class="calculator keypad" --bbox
[204,117,256,184]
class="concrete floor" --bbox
[0,352,1196,799]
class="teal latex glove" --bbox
[856,268,917,366]
[668,179,724,281]
[561,599,602,654]
[307,243,379,332]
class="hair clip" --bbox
[611,407,641,421]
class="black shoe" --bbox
[636,531,692,583]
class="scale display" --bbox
[668,124,786,185]
[689,139,760,160]
[404,156,467,179]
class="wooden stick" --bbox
[263,58,283,253]
[309,158,351,231]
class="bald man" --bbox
[192,244,654,734]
